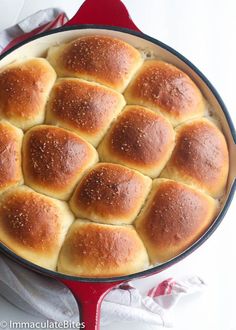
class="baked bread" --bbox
[70,163,152,225]
[46,78,126,146]
[47,35,143,92]
[0,58,56,130]
[124,60,205,126]
[0,34,229,277]
[58,220,149,277]
[0,186,74,270]
[98,105,175,177]
[0,120,23,193]
[161,118,229,197]
[135,179,218,264]
[23,125,98,200]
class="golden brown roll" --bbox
[161,118,229,197]
[23,125,98,200]
[58,220,149,277]
[0,120,23,193]
[0,186,74,270]
[70,163,152,225]
[47,35,143,92]
[46,78,126,146]
[124,60,205,126]
[0,58,56,130]
[98,105,175,178]
[135,179,218,264]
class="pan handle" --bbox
[64,0,141,32]
[59,279,122,330]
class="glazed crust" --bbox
[70,163,152,225]
[161,118,229,197]
[135,179,218,263]
[58,220,149,277]
[23,125,98,200]
[46,78,125,146]
[98,105,175,177]
[47,35,143,92]
[124,60,205,126]
[0,58,56,130]
[0,186,74,270]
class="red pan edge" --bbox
[0,1,235,329]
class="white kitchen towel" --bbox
[0,254,205,327]
[0,8,68,53]
[0,8,206,328]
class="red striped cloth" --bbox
[148,278,176,297]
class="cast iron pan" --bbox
[0,1,235,329]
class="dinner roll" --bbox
[0,35,230,278]
[47,35,143,92]
[46,78,126,146]
[58,220,149,277]
[98,105,175,178]
[0,58,56,130]
[0,186,74,270]
[70,163,152,225]
[0,120,23,194]
[124,60,205,126]
[161,118,229,197]
[23,125,98,200]
[135,179,218,264]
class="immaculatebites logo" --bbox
[0,320,85,329]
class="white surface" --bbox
[0,1,235,330]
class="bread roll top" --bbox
[58,220,149,277]
[70,163,152,225]
[0,186,74,270]
[23,125,98,200]
[161,118,229,197]
[98,105,175,177]
[46,78,125,146]
[135,179,218,263]
[125,60,205,126]
[0,58,56,130]
[47,35,143,92]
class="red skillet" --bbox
[0,1,235,329]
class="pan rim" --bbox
[0,24,235,283]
